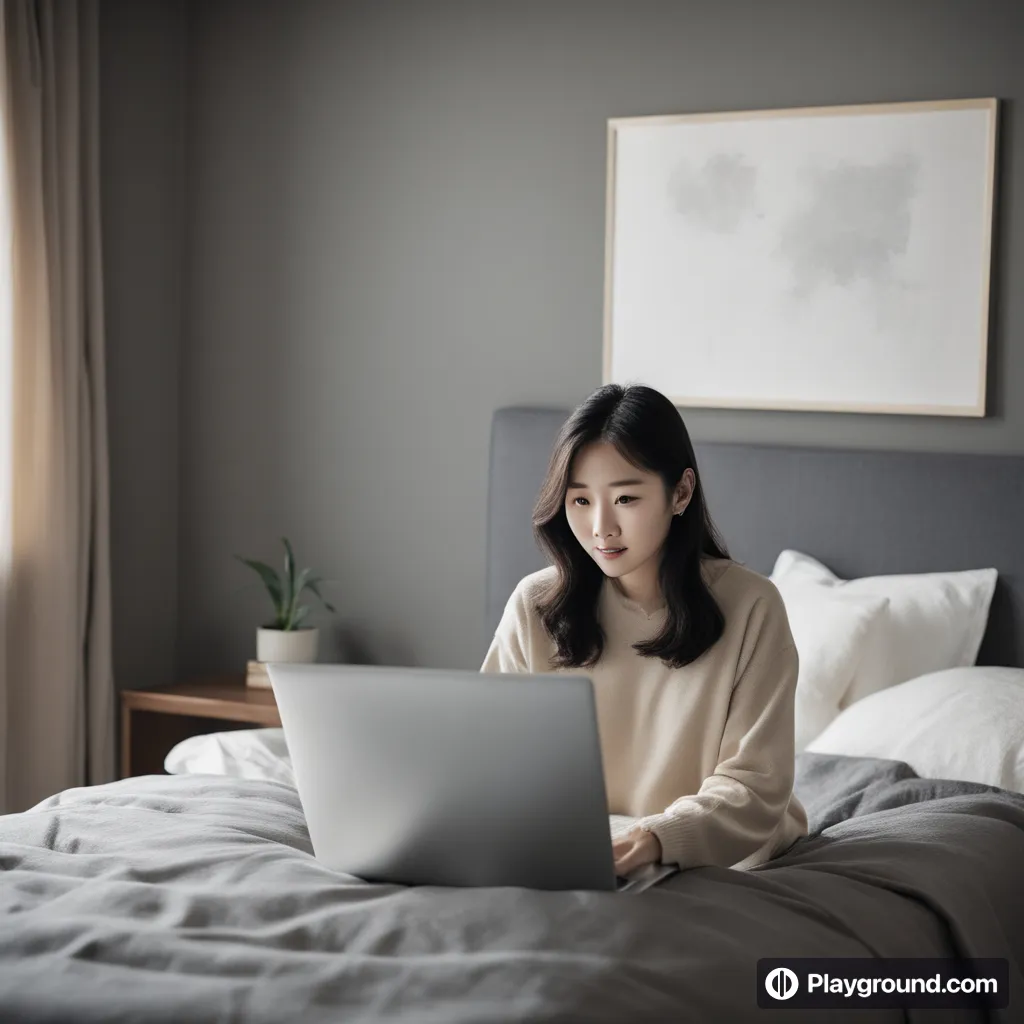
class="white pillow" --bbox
[806,666,1024,794]
[164,728,295,786]
[771,577,889,751]
[771,549,997,708]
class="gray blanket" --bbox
[1,752,1022,1023]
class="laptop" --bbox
[267,662,677,892]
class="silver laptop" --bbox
[267,662,675,892]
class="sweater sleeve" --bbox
[636,632,802,870]
[480,585,531,673]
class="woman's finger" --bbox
[617,837,662,875]
[615,843,639,875]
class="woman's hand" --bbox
[612,826,663,875]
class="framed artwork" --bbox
[603,98,998,416]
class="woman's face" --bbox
[563,441,693,588]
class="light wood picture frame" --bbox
[603,98,998,416]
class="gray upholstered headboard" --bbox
[485,406,1024,668]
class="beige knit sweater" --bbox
[480,558,808,871]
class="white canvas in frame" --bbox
[603,99,998,416]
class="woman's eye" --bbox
[570,496,636,506]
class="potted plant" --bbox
[235,537,336,664]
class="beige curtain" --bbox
[0,0,113,813]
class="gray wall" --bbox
[102,0,1024,683]
[100,0,190,688]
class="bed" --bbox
[2,405,1024,1023]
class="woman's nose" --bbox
[592,506,618,539]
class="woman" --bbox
[481,383,807,877]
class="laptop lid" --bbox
[267,662,618,891]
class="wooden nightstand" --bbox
[120,675,282,779]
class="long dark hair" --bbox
[532,384,731,670]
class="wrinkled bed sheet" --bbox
[1,752,1022,1023]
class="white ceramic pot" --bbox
[257,626,319,664]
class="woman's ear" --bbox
[674,469,695,514]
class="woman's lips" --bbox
[596,547,627,559]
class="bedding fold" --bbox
[0,754,1021,1023]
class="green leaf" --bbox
[282,537,296,614]
[306,578,336,614]
[239,542,336,628]
[286,567,313,626]
[234,556,284,614]
[293,566,313,599]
